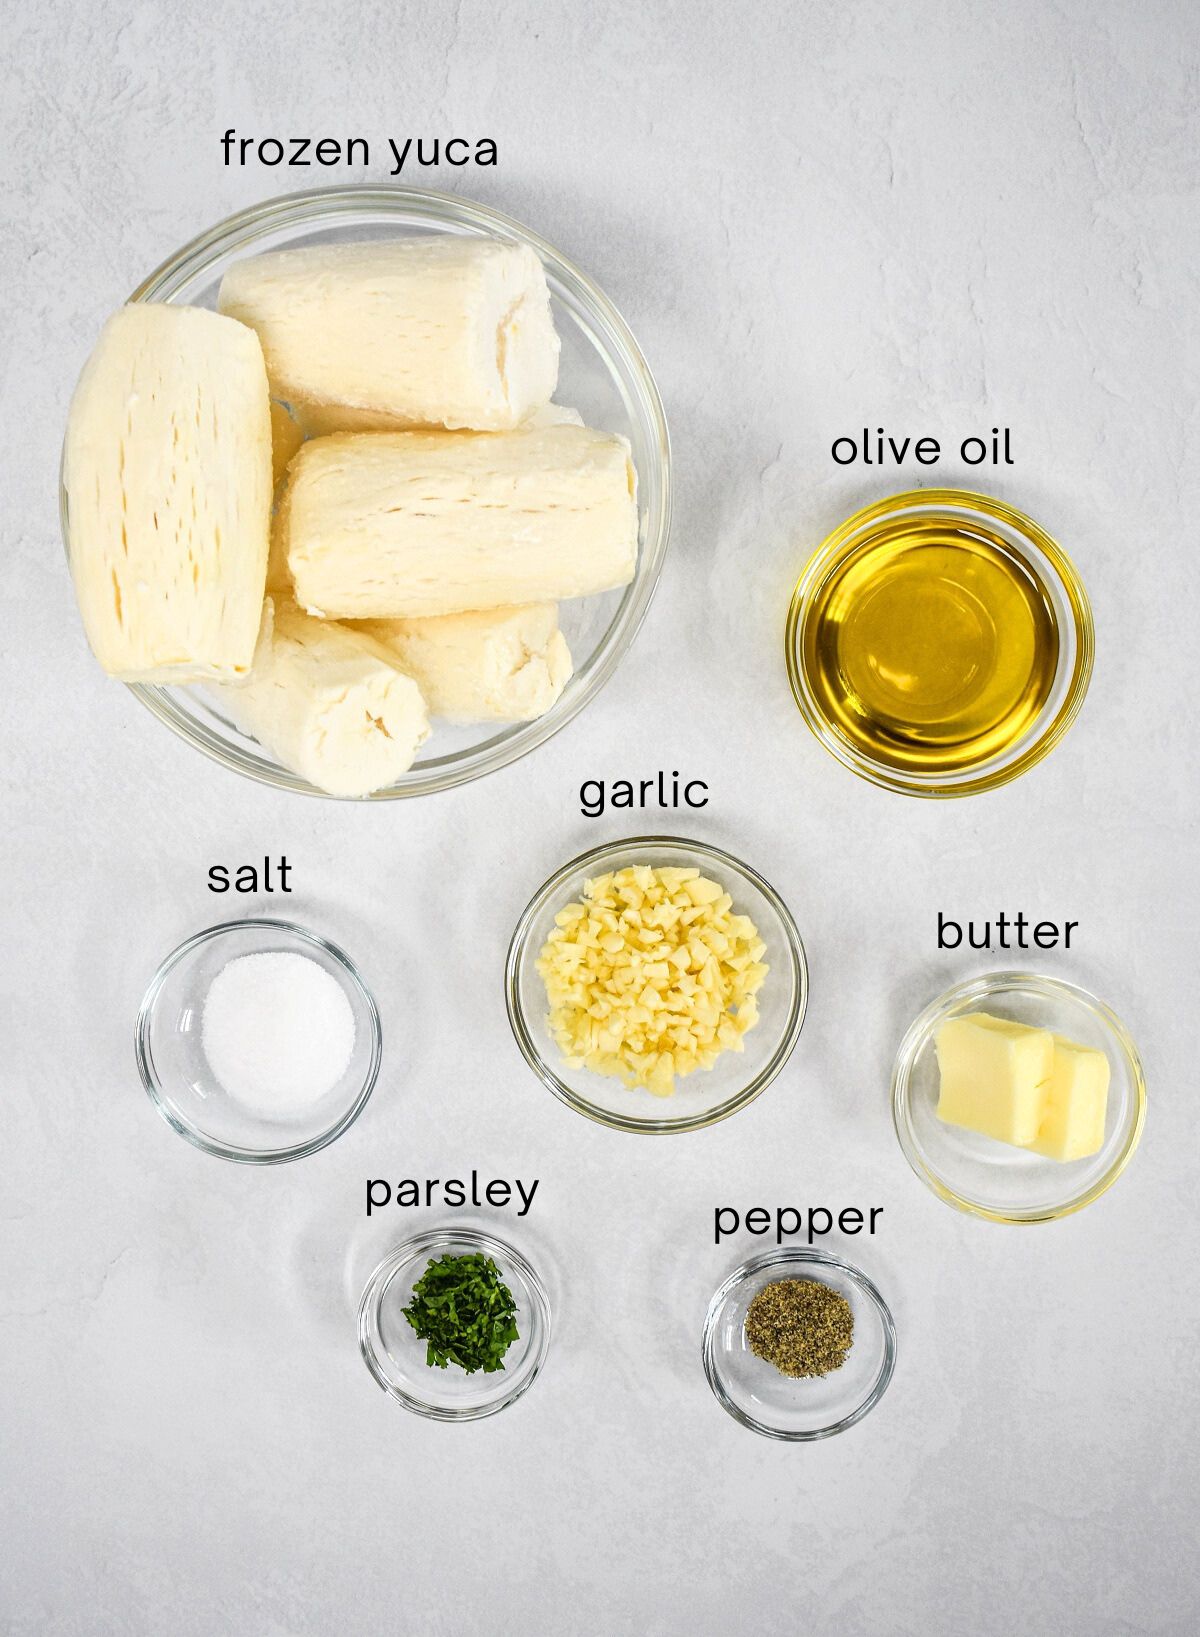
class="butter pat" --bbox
[356,604,572,722]
[1026,1036,1110,1161]
[283,424,638,619]
[64,305,272,682]
[218,238,560,431]
[215,600,429,797]
[934,1012,1053,1146]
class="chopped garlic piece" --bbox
[535,865,768,1096]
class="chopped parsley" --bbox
[403,1251,520,1375]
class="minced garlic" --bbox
[535,865,768,1096]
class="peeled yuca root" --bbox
[290,397,584,440]
[64,305,271,682]
[356,603,573,722]
[536,866,769,1097]
[283,424,638,620]
[218,238,560,431]
[216,600,429,797]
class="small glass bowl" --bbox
[61,185,671,800]
[702,1248,897,1440]
[135,918,382,1163]
[505,836,808,1134]
[892,971,1146,1223]
[358,1228,551,1421]
[784,488,1094,797]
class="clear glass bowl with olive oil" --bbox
[785,490,1093,796]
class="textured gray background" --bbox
[3,1,1198,1632]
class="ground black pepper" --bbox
[744,1277,854,1378]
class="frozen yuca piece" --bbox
[284,424,638,619]
[291,397,584,440]
[357,603,573,722]
[1026,1036,1110,1161]
[64,305,271,681]
[934,1012,1053,1146]
[218,238,560,431]
[215,600,429,797]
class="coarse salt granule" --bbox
[201,950,356,1117]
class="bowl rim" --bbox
[61,182,672,800]
[701,1246,898,1441]
[504,833,809,1134]
[357,1225,552,1421]
[784,487,1095,798]
[891,969,1147,1223]
[134,916,383,1164]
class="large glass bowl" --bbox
[61,185,671,798]
[505,836,808,1134]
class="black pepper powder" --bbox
[744,1277,854,1378]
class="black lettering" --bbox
[417,137,438,165]
[235,864,258,893]
[714,1207,739,1243]
[486,1180,512,1208]
[208,865,230,893]
[260,138,284,166]
[839,1207,864,1234]
[869,1207,883,1231]
[807,1207,833,1242]
[388,137,410,176]
[222,130,236,165]
[1034,922,1057,948]
[775,1208,801,1242]
[315,139,343,166]
[915,437,940,464]
[445,138,469,165]
[515,1179,538,1216]
[1064,920,1078,948]
[346,137,369,166]
[580,779,604,818]
[684,780,709,808]
[471,1169,482,1206]
[745,1208,770,1235]
[831,436,857,464]
[961,436,987,464]
[476,138,498,166]
[444,1179,466,1207]
[424,1178,440,1206]
[396,1180,419,1206]
[887,435,911,463]
[937,912,962,949]
[612,780,633,809]
[366,1179,391,1216]
[290,137,311,165]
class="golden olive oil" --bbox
[801,517,1059,773]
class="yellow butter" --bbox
[934,1012,1053,1146]
[1026,1035,1110,1161]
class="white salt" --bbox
[201,951,357,1117]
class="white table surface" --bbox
[4,2,1198,1632]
